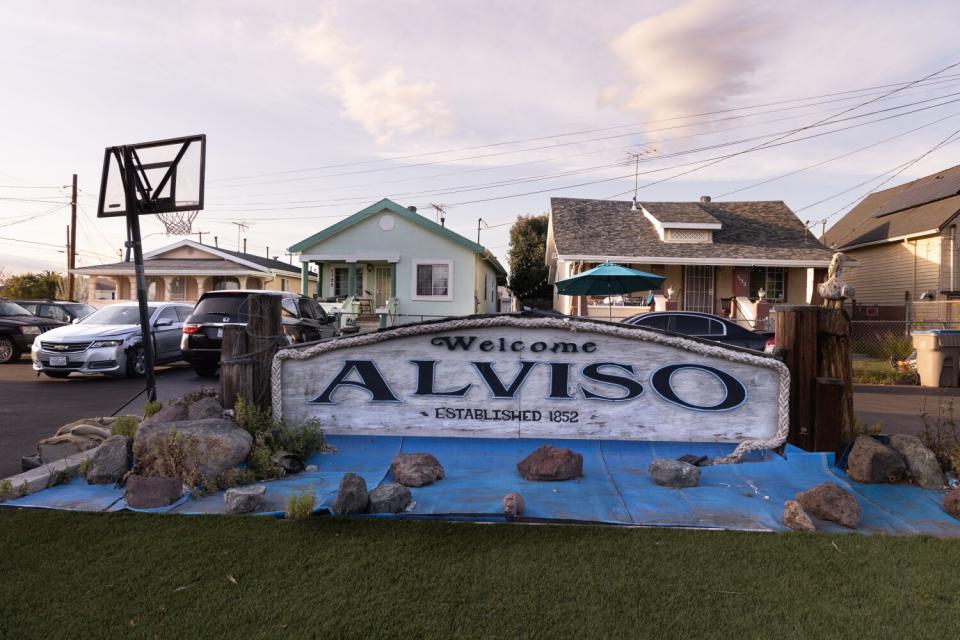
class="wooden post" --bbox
[814,377,845,459]
[247,294,283,412]
[219,325,252,411]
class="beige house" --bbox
[823,164,960,319]
[546,197,835,326]
[73,239,308,306]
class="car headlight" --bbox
[20,326,41,335]
[90,339,123,348]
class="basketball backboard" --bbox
[96,134,206,218]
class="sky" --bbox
[1,0,960,275]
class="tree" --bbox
[507,214,552,304]
[0,270,64,299]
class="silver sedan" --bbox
[31,302,193,378]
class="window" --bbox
[280,278,287,292]
[281,298,298,318]
[175,306,192,322]
[634,315,669,330]
[155,307,180,325]
[672,315,712,334]
[168,276,186,301]
[412,260,452,300]
[749,267,785,301]
[40,305,70,322]
[332,267,363,297]
[298,298,316,320]
[213,276,241,291]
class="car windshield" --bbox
[81,305,158,325]
[0,301,32,316]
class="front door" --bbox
[373,266,391,308]
[683,266,714,313]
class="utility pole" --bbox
[67,174,77,300]
[231,221,249,252]
[266,246,269,259]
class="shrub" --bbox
[111,415,140,438]
[851,418,884,439]
[285,490,316,521]
[0,480,12,501]
[78,457,91,477]
[234,397,273,438]
[852,360,916,385]
[234,398,325,480]
[272,420,324,460]
[921,399,960,477]
[143,400,162,419]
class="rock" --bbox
[783,499,815,532]
[305,465,318,472]
[846,436,906,483]
[332,473,369,515]
[796,482,860,528]
[85,435,132,484]
[139,403,189,429]
[124,475,183,509]
[889,434,946,489]
[224,485,266,514]
[391,453,445,487]
[271,451,305,475]
[648,458,700,488]
[368,483,412,514]
[187,397,223,421]
[133,418,253,483]
[502,492,525,517]
[944,490,960,520]
[517,445,582,481]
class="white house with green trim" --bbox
[288,199,507,326]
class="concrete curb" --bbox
[2,445,101,498]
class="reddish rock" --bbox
[125,475,183,509]
[944,490,960,520]
[783,499,815,532]
[517,445,583,481]
[796,482,861,529]
[390,453,445,487]
[846,436,906,484]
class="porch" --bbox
[83,273,268,306]
[299,258,399,330]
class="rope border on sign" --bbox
[271,316,790,463]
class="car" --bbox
[0,300,66,363]
[622,311,775,352]
[181,290,339,377]
[31,302,193,378]
[15,299,96,323]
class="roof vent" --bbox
[631,197,638,211]
[408,205,417,213]
[700,195,711,203]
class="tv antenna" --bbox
[430,203,447,227]
[231,221,249,252]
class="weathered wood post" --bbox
[219,325,252,411]
[774,304,853,458]
[247,294,283,411]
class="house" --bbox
[73,239,306,305]
[288,198,507,325]
[822,164,960,319]
[546,196,835,326]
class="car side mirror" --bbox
[72,317,81,324]
[155,318,173,327]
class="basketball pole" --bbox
[122,145,158,403]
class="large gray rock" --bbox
[517,445,582,482]
[332,473,369,515]
[648,459,700,488]
[502,492,525,517]
[796,482,860,528]
[783,499,815,532]
[125,475,182,509]
[85,435,132,484]
[139,403,188,429]
[133,418,253,482]
[889,434,946,489]
[944,490,960,520]
[846,436,906,484]
[368,483,412,514]
[392,453,445,487]
[188,397,223,421]
[224,484,266,514]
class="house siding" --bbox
[845,235,942,306]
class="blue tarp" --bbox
[3,435,958,536]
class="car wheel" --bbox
[0,337,18,364]
[125,346,146,378]
[193,359,219,378]
[43,370,71,379]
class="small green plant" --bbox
[234,397,274,438]
[234,398,324,482]
[272,420,324,460]
[78,457,91,477]
[0,479,13,501]
[851,417,884,439]
[111,415,140,438]
[285,490,316,521]
[47,465,73,488]
[143,400,162,418]
[17,481,28,498]
[921,399,960,477]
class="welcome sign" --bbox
[272,317,789,449]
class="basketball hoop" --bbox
[156,209,199,235]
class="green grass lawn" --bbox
[2,510,959,639]
[852,359,916,385]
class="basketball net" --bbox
[155,210,199,235]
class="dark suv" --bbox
[181,290,338,377]
[15,300,95,323]
[0,300,66,363]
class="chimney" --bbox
[408,205,417,213]
[700,195,711,203]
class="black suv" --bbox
[15,300,95,323]
[0,300,67,363]
[181,290,338,377]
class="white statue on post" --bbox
[818,252,855,309]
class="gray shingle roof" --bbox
[213,246,302,274]
[823,165,960,250]
[643,202,720,224]
[550,198,834,264]
[73,259,267,273]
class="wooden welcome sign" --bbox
[272,317,789,459]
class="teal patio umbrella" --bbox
[554,262,666,320]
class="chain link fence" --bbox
[851,320,960,361]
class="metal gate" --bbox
[683,265,714,313]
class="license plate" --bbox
[49,355,68,366]
[216,328,223,338]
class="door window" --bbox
[40,305,70,322]
[156,307,180,325]
[635,315,669,330]
[281,298,299,318]
[673,315,712,334]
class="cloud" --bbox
[607,0,779,125]
[278,16,453,144]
